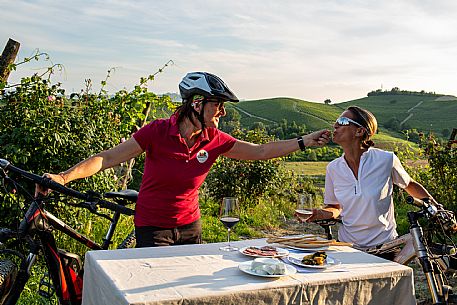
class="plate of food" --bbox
[238,258,297,278]
[287,251,341,269]
[240,246,289,258]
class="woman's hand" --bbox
[34,173,65,197]
[295,208,318,223]
[295,208,337,223]
[302,129,331,147]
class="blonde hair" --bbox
[347,106,377,148]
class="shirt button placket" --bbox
[186,149,191,163]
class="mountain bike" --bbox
[0,159,137,305]
[314,196,457,304]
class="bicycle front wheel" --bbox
[0,259,18,304]
[117,230,136,249]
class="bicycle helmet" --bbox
[179,72,239,102]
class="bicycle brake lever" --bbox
[83,201,98,213]
[82,201,113,221]
[92,211,113,222]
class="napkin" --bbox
[250,258,286,275]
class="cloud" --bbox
[2,0,457,102]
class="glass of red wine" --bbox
[219,197,240,251]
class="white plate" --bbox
[239,246,289,258]
[287,255,341,269]
[238,261,297,278]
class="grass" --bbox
[282,161,328,176]
[201,196,296,243]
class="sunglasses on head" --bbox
[336,116,364,128]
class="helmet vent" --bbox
[178,72,238,102]
[207,75,224,92]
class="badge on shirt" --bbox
[196,150,209,163]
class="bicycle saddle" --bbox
[104,189,138,203]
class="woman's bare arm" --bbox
[223,129,330,160]
[35,137,143,195]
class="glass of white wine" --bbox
[295,193,313,222]
[219,197,240,251]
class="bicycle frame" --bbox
[0,159,136,304]
[370,213,454,304]
[366,233,416,265]
[315,196,457,304]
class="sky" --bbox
[1,0,457,103]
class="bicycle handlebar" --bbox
[406,195,457,233]
[0,159,134,216]
[405,195,427,207]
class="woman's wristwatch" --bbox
[297,136,306,151]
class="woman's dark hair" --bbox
[347,106,378,148]
[175,95,208,128]
[174,99,195,126]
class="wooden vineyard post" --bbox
[0,38,20,83]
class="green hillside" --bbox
[230,94,457,138]
[226,96,439,150]
[338,95,457,133]
[231,97,342,130]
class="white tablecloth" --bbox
[82,239,415,305]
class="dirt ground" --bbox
[262,218,450,305]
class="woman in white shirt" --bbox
[299,106,436,260]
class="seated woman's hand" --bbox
[295,208,336,223]
[295,209,317,223]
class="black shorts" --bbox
[135,219,202,248]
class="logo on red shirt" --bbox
[196,150,209,163]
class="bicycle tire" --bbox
[0,259,18,304]
[117,230,136,249]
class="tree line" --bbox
[367,87,442,97]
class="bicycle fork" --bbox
[409,212,447,304]
[4,250,38,305]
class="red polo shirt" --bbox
[133,115,237,227]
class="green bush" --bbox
[205,128,284,202]
[393,133,457,234]
[203,126,321,242]
[417,134,457,211]
[287,146,342,161]
[0,68,174,250]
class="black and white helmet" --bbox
[179,72,239,102]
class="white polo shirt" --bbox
[324,147,411,248]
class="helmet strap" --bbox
[191,101,206,131]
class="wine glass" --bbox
[295,193,313,222]
[219,197,240,251]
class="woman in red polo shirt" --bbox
[37,72,330,247]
